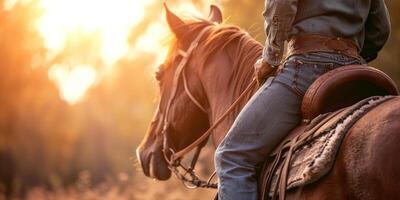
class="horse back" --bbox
[338,97,400,199]
[259,97,400,199]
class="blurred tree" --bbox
[371,0,400,86]
[0,1,73,194]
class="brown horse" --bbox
[137,5,400,199]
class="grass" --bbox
[2,147,217,200]
[1,174,215,200]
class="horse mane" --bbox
[159,20,263,78]
[200,22,263,69]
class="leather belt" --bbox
[287,34,361,60]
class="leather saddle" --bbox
[258,65,399,199]
[301,65,399,121]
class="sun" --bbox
[4,0,213,104]
[33,0,155,104]
[36,0,149,63]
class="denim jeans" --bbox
[215,52,363,200]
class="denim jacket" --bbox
[262,0,391,66]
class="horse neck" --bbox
[198,37,263,146]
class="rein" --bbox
[161,26,258,189]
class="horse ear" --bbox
[164,3,188,38]
[208,5,223,24]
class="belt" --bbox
[287,34,361,60]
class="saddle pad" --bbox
[268,96,393,196]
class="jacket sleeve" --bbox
[361,0,391,62]
[262,0,299,66]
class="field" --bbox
[7,175,215,200]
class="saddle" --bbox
[258,65,399,200]
[301,65,399,121]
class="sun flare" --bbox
[49,65,96,104]
[36,0,149,62]
[4,0,215,104]
[35,0,153,104]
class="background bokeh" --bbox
[0,0,398,199]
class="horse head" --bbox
[136,4,223,181]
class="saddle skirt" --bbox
[259,96,394,199]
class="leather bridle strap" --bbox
[162,27,210,137]
[160,25,259,189]
[161,24,257,184]
[169,78,257,163]
[183,68,207,113]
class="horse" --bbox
[136,4,400,199]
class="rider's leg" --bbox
[215,52,362,200]
[215,74,301,200]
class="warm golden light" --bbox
[4,0,214,104]
[34,0,153,104]
[49,65,96,104]
[36,0,149,63]
[134,20,169,65]
[133,2,210,67]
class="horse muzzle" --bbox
[136,145,171,180]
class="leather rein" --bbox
[160,27,257,189]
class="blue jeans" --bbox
[215,52,363,200]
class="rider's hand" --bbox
[254,58,277,85]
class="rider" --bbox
[215,0,390,199]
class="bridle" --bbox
[160,25,257,189]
